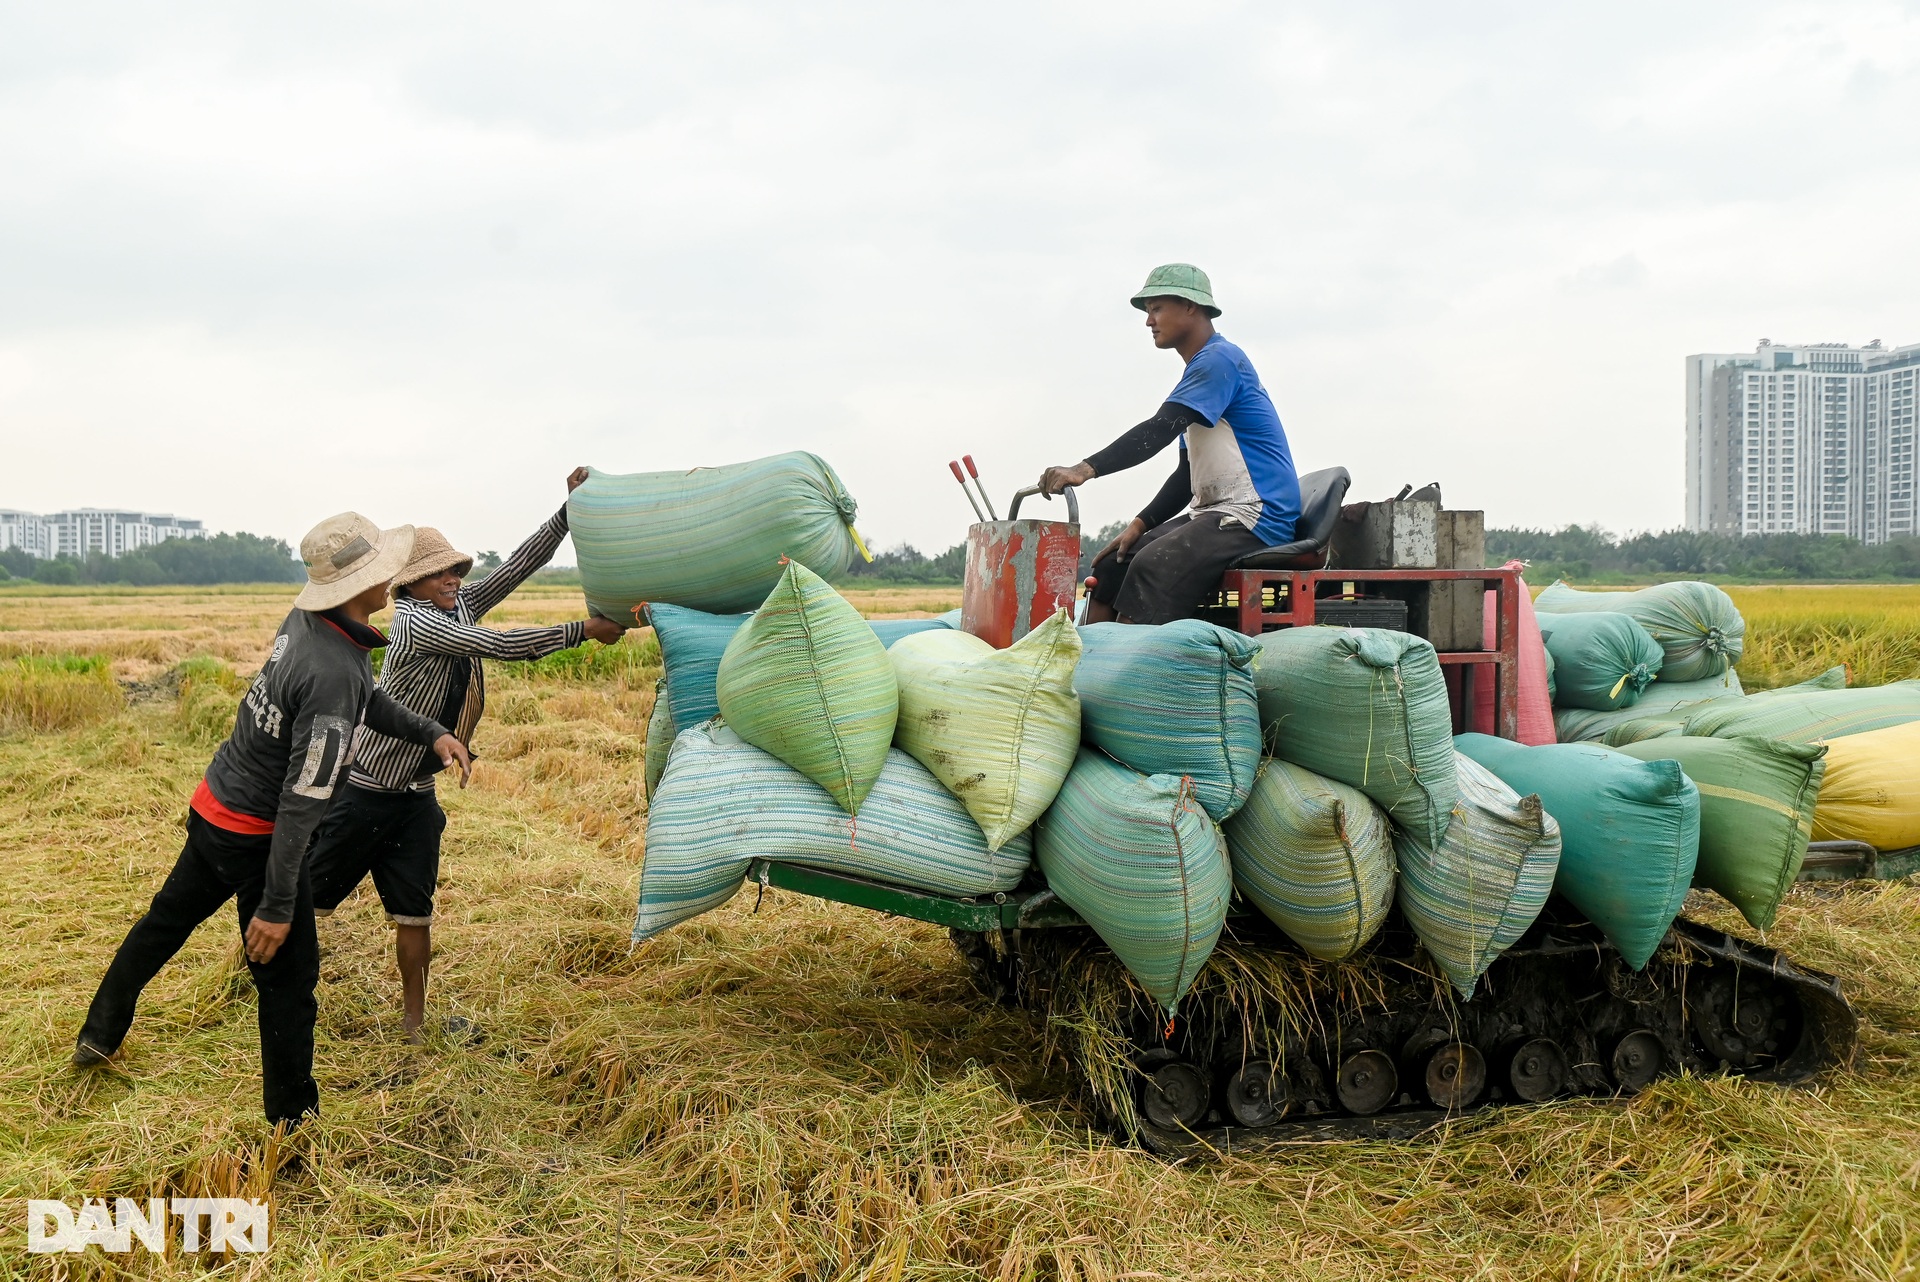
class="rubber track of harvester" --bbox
[959,908,1857,1157]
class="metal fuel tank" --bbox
[960,485,1081,649]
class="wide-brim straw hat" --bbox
[293,513,416,612]
[393,527,474,589]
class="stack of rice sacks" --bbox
[1538,580,1918,926]
[1247,626,1561,998]
[636,563,1085,942]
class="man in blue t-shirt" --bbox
[1038,263,1302,625]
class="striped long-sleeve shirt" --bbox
[347,506,586,793]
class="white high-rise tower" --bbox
[1686,340,1919,543]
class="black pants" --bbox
[79,812,321,1125]
[308,783,446,926]
[1089,511,1266,625]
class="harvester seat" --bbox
[1229,466,1352,572]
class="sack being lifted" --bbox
[1534,580,1744,682]
[571,452,868,616]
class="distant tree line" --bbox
[0,533,305,586]
[833,523,1920,587]
[838,542,968,584]
[1489,526,1920,583]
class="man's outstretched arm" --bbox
[1039,401,1208,493]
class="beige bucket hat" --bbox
[293,513,416,612]
[394,527,474,589]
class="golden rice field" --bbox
[0,580,1916,1280]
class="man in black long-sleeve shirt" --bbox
[1039,264,1302,624]
[74,512,471,1127]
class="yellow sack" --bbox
[1812,720,1920,850]
[889,611,1081,851]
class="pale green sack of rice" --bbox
[1553,668,1744,744]
[1533,580,1744,683]
[1394,753,1562,1000]
[643,679,675,802]
[570,451,867,616]
[1253,626,1459,848]
[1035,748,1232,1015]
[635,723,1031,940]
[715,561,898,814]
[1223,759,1395,961]
[889,611,1081,851]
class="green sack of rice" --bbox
[1538,612,1664,712]
[1075,619,1262,822]
[650,602,949,729]
[1597,665,1852,746]
[1394,752,1561,1000]
[1223,759,1394,961]
[889,611,1081,851]
[1612,735,1827,931]
[1035,748,1232,1014]
[1455,735,1697,970]
[1253,626,1458,848]
[715,561,898,814]
[1554,669,1744,744]
[1667,680,1920,745]
[1533,580,1744,682]
[570,451,868,616]
[643,680,675,802]
[635,723,1031,940]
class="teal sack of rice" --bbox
[1075,619,1262,822]
[1253,626,1458,848]
[1454,735,1698,970]
[1537,612,1664,712]
[643,680,674,802]
[635,723,1030,941]
[1223,758,1395,962]
[571,451,867,616]
[1035,747,1232,1015]
[1533,580,1744,683]
[1394,752,1561,1000]
[715,561,899,814]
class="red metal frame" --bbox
[1219,566,1524,741]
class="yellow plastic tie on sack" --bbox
[1609,673,1631,702]
[849,525,874,563]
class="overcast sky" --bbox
[4,2,1918,561]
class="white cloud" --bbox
[2,1,1918,556]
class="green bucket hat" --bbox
[1130,263,1220,317]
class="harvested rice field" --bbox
[1,581,1916,1279]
